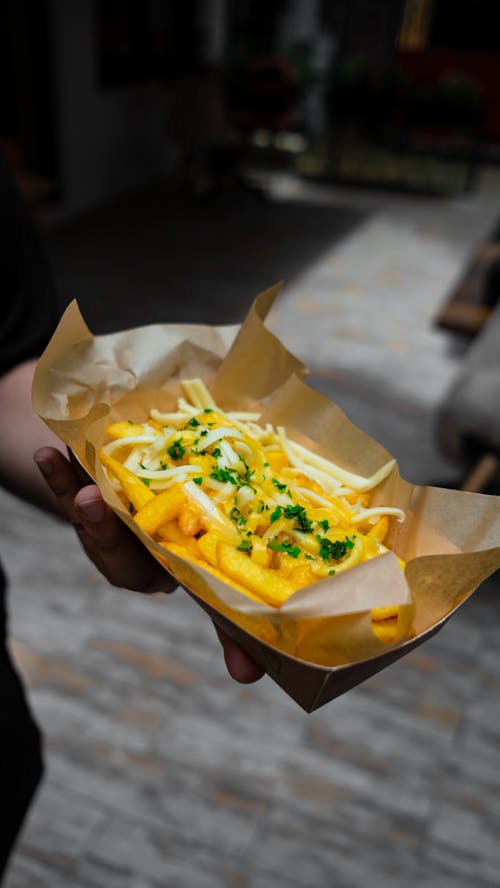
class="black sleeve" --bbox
[0,149,59,377]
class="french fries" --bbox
[98,379,407,641]
[134,484,185,534]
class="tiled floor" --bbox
[4,167,500,887]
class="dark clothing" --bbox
[0,148,59,881]
[0,640,44,880]
[0,150,58,377]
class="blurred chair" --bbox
[436,300,500,492]
[435,228,500,338]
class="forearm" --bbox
[0,358,65,516]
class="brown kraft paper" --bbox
[32,283,500,711]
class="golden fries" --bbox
[134,484,186,534]
[370,606,401,643]
[217,542,295,607]
[98,450,155,511]
[97,378,406,639]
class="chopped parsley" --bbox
[272,478,287,493]
[138,465,152,487]
[230,506,246,526]
[316,535,354,562]
[270,506,282,524]
[193,477,203,485]
[210,467,238,485]
[318,519,330,533]
[167,439,185,460]
[238,458,255,485]
[283,504,312,533]
[268,540,300,558]
[237,539,252,552]
[185,417,200,428]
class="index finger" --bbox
[34,447,178,595]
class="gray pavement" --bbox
[4,167,500,887]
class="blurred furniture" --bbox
[436,297,500,492]
[435,224,500,338]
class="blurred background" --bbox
[3,1,500,885]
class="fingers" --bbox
[34,448,265,684]
[34,447,177,595]
[73,486,178,595]
[33,446,85,521]
[213,624,265,684]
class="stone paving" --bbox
[4,167,500,887]
[266,167,500,483]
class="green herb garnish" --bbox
[316,535,354,562]
[268,540,300,558]
[272,478,287,493]
[230,506,246,526]
[283,504,312,533]
[210,467,238,485]
[167,439,185,460]
[270,506,282,524]
[237,539,252,552]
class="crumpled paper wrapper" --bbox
[33,283,500,711]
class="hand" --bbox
[213,624,265,685]
[34,446,264,684]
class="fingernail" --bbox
[34,455,52,477]
[78,497,105,523]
